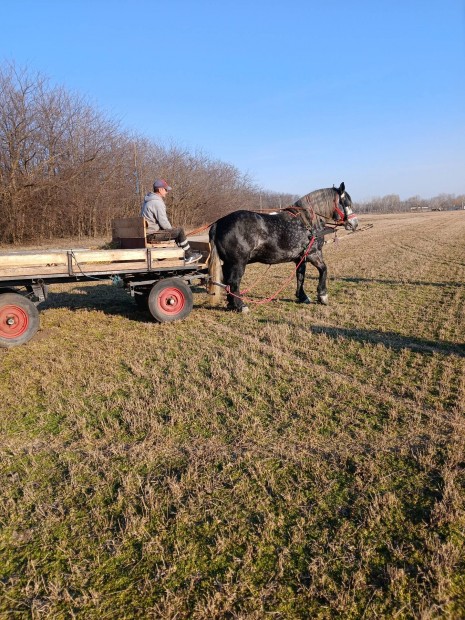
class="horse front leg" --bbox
[307,250,328,305]
[222,261,249,313]
[295,260,311,304]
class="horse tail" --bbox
[207,223,223,305]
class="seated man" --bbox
[140,179,202,264]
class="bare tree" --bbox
[12,61,460,243]
[0,63,135,242]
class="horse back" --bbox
[210,210,310,264]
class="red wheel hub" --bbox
[157,287,185,315]
[0,304,29,339]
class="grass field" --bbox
[1,211,464,619]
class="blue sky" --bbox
[2,0,465,201]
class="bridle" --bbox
[332,194,346,223]
[333,190,359,225]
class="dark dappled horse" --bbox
[208,182,358,312]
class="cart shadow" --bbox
[44,284,231,322]
[42,285,154,323]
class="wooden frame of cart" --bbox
[0,217,211,348]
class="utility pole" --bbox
[133,143,141,199]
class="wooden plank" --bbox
[118,237,178,250]
[0,264,154,277]
[112,217,146,239]
[119,238,146,249]
[188,240,210,253]
[147,240,177,247]
[72,248,183,262]
[0,249,149,267]
[111,219,143,228]
[0,247,185,270]
[0,257,207,279]
[112,224,145,238]
[73,259,189,272]
[150,249,184,261]
[0,251,69,267]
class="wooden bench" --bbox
[111,216,212,273]
[112,216,210,263]
[112,216,179,250]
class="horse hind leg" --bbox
[222,261,249,313]
[295,260,311,304]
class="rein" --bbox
[186,222,214,236]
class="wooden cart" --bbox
[0,218,211,348]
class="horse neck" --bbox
[289,188,338,227]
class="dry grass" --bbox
[1,211,464,618]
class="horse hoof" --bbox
[317,295,329,305]
[297,297,311,305]
[241,305,250,314]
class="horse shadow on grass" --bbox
[309,325,465,358]
[332,276,464,289]
[256,317,464,358]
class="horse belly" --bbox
[249,242,301,264]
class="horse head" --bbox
[333,182,359,231]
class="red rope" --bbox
[186,222,213,236]
[225,236,316,305]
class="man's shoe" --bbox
[185,252,202,265]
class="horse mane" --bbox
[284,187,337,227]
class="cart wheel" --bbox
[147,278,193,323]
[0,292,40,348]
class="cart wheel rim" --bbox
[157,287,186,315]
[0,304,29,339]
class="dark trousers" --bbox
[147,227,187,246]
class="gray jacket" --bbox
[140,192,172,233]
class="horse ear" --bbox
[338,182,345,194]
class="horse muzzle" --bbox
[345,213,359,231]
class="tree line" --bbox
[355,193,465,214]
[0,64,295,244]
